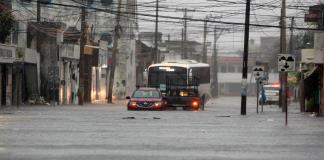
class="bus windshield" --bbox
[148,66,187,88]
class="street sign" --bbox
[278,54,295,72]
[252,66,264,79]
[260,78,268,85]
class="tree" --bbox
[0,10,14,43]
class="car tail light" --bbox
[271,84,280,88]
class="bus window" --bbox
[192,67,210,84]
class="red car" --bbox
[126,88,167,111]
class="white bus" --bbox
[147,60,210,110]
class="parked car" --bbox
[126,87,168,111]
[259,83,280,105]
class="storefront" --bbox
[300,47,324,116]
[0,44,15,107]
[0,44,39,107]
[59,44,80,105]
[303,65,321,113]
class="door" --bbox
[1,65,7,105]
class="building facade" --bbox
[0,44,39,107]
[11,0,138,104]
[59,44,80,104]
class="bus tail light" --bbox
[192,101,199,109]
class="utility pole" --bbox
[181,28,184,58]
[298,24,304,112]
[79,4,86,105]
[37,1,40,22]
[289,17,294,55]
[36,0,41,53]
[300,70,305,112]
[211,25,218,98]
[108,0,122,103]
[280,0,287,113]
[36,0,41,99]
[289,17,298,102]
[16,67,20,109]
[154,0,159,63]
[241,0,251,115]
[202,18,207,63]
[183,8,188,59]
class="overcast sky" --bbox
[137,0,320,53]
[12,0,321,53]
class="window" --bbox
[148,66,187,87]
[132,90,161,98]
[199,67,210,84]
[192,67,210,84]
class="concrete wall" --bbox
[26,22,65,101]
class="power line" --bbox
[32,0,320,31]
[12,0,312,31]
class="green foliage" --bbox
[0,10,14,43]
[288,71,300,87]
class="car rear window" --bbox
[132,90,161,98]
